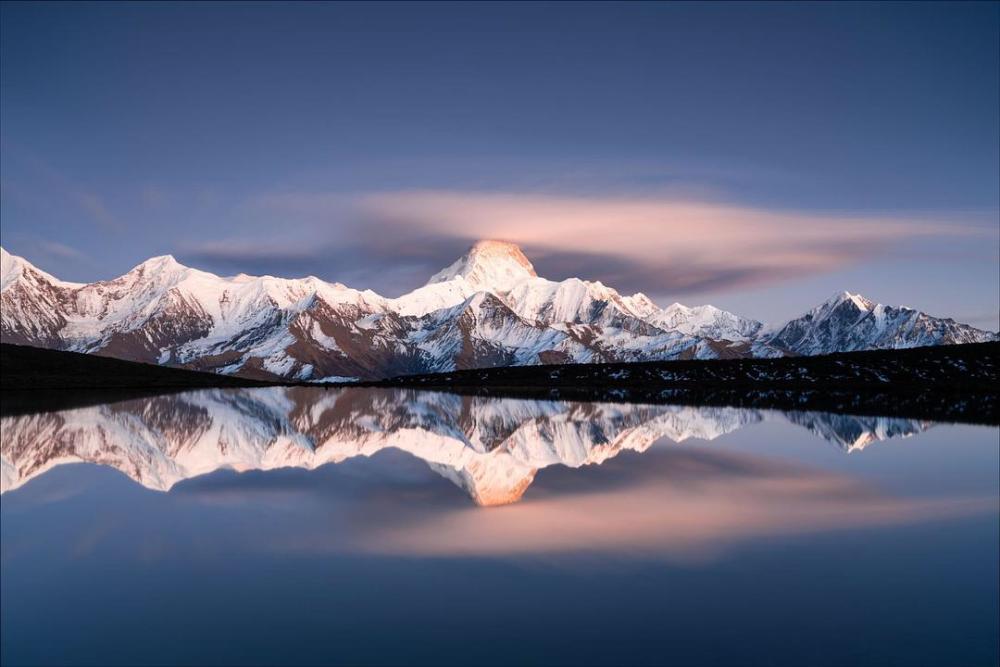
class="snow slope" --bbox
[1,243,995,380]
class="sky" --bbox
[1,1,998,328]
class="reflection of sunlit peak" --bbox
[430,459,537,507]
[845,434,877,453]
[359,449,995,560]
[0,388,936,503]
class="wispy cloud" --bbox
[182,188,988,298]
[1,141,121,231]
[239,448,997,562]
[73,191,117,229]
[37,240,87,261]
[357,190,980,295]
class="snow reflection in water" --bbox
[3,389,997,667]
[2,386,933,506]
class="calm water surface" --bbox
[1,387,997,666]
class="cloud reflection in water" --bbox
[1,387,995,563]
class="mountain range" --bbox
[1,242,994,381]
[0,386,931,505]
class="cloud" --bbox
[37,240,87,261]
[183,236,464,296]
[235,448,997,563]
[357,190,977,295]
[74,191,117,229]
[183,239,319,266]
[1,143,121,231]
[183,188,988,298]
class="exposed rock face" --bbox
[1,245,995,380]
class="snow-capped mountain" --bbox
[648,302,763,342]
[760,290,994,355]
[0,386,931,504]
[1,243,994,380]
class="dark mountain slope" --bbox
[1,343,282,416]
[364,342,999,425]
[1,343,281,390]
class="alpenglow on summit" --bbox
[1,242,994,381]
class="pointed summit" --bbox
[132,254,183,270]
[426,240,537,291]
[818,291,875,313]
[125,254,189,280]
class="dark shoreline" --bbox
[2,341,997,424]
[1,343,289,416]
[366,384,998,426]
[0,343,280,390]
[360,341,999,391]
[356,341,1000,425]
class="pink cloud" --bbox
[359,190,981,293]
[187,188,990,297]
[257,448,997,563]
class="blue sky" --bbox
[1,2,997,327]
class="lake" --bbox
[1,387,997,666]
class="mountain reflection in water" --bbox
[1,387,933,506]
[2,387,998,667]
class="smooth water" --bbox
[1,387,997,666]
